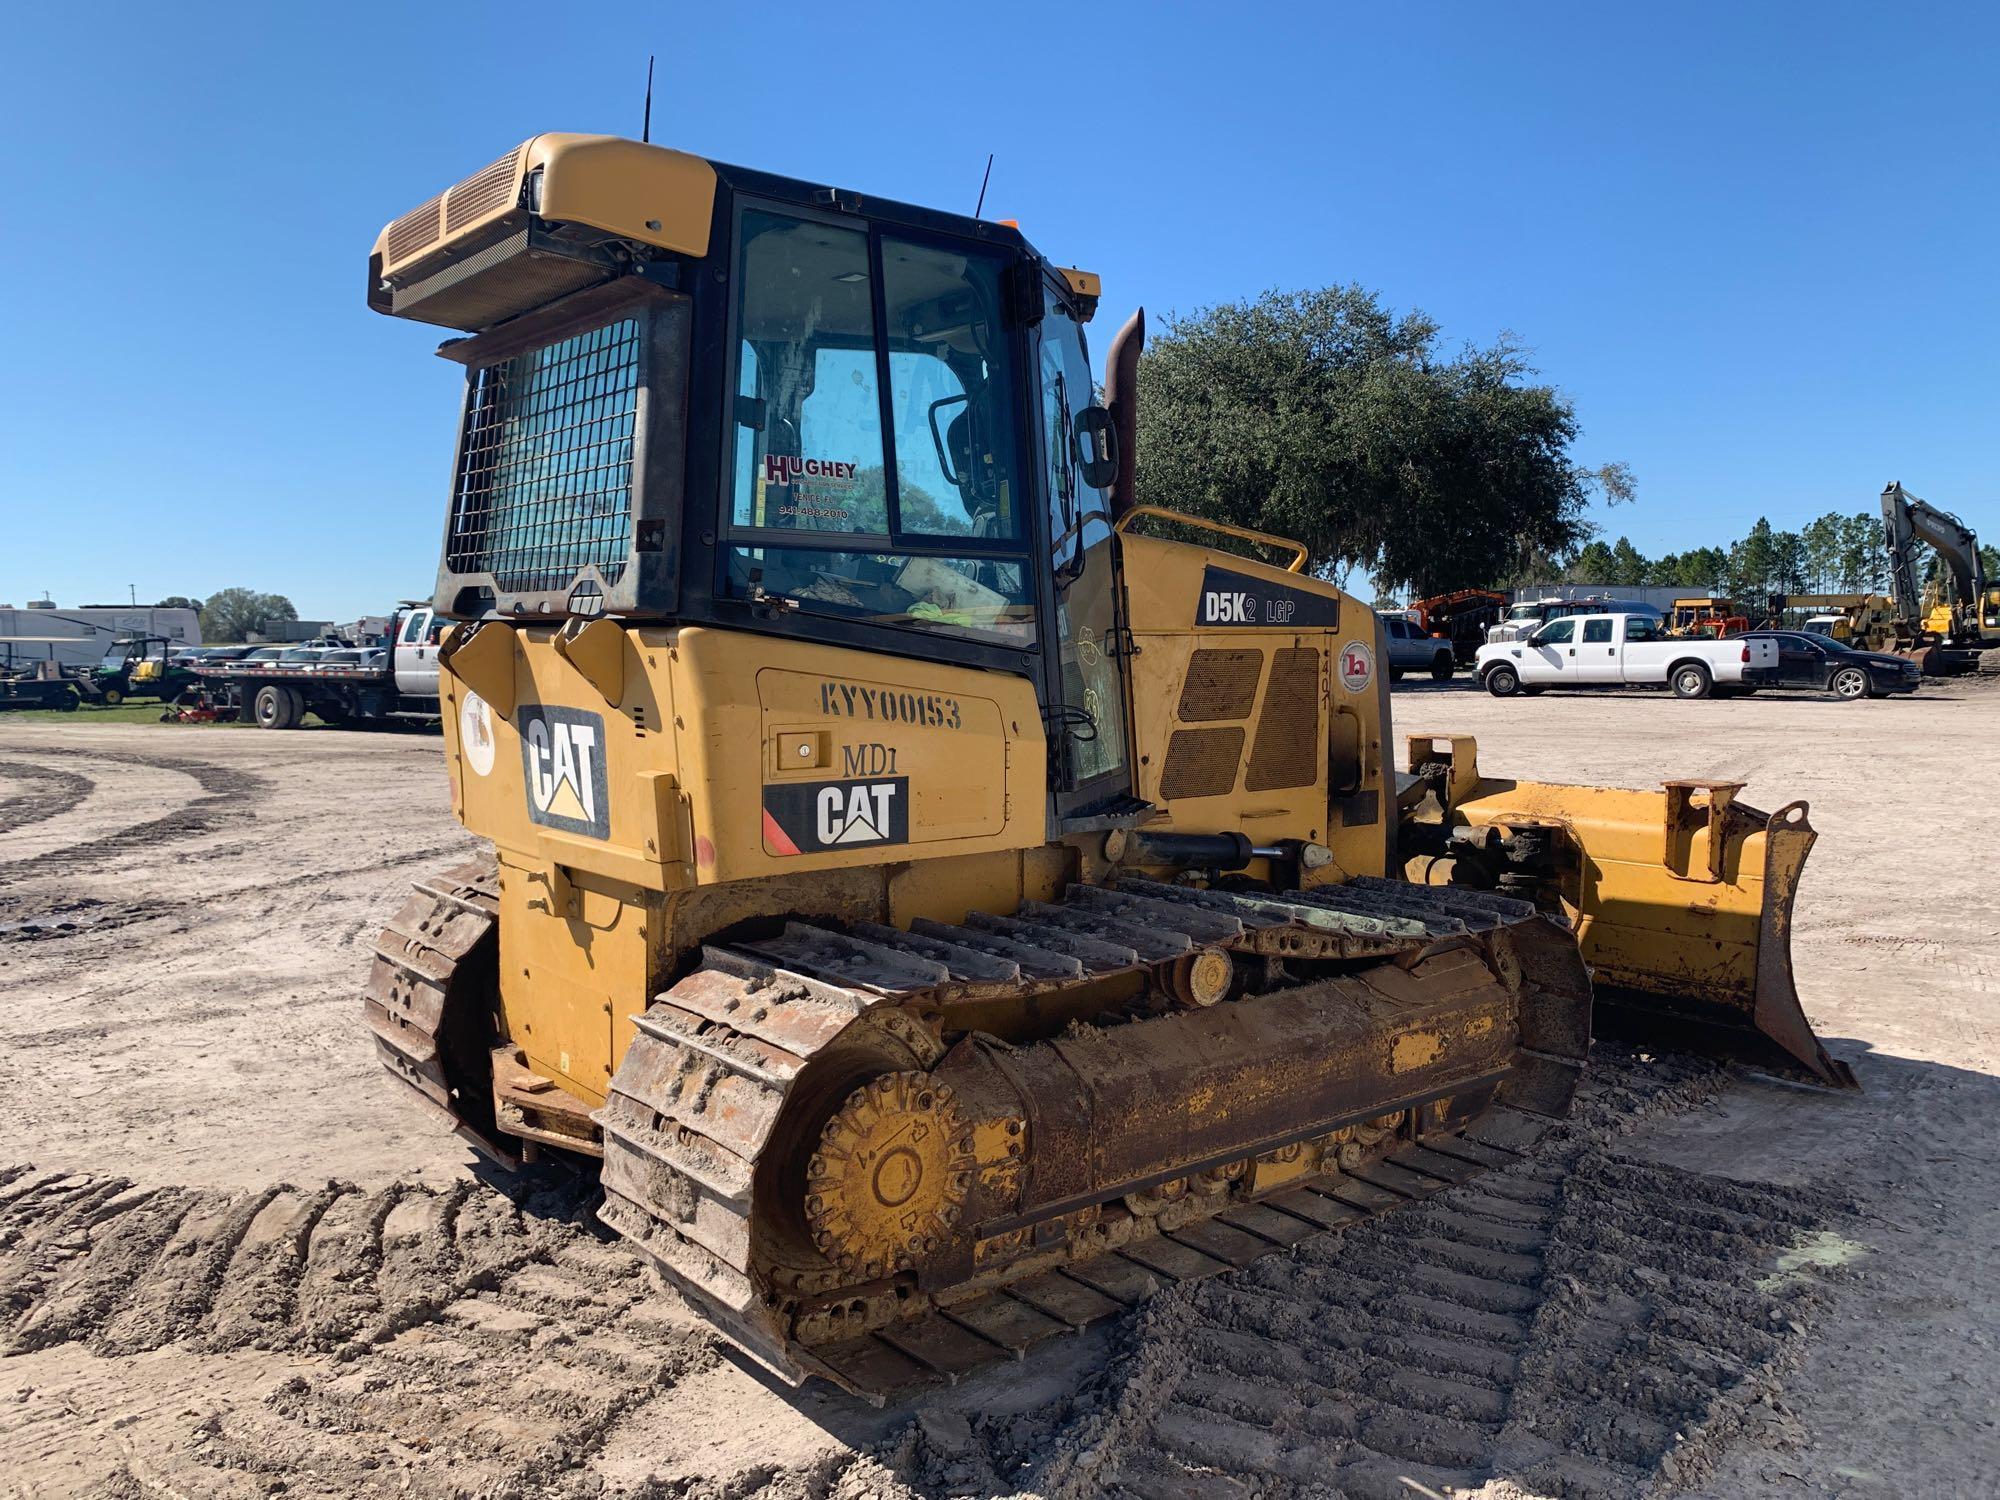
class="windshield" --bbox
[722,209,1034,646]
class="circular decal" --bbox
[459,691,496,777]
[1338,641,1376,692]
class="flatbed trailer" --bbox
[198,606,443,729]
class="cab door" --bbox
[1523,617,1576,681]
[1576,616,1622,681]
[394,609,441,698]
[1035,284,1132,815]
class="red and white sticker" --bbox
[1338,641,1375,692]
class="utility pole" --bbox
[129,584,137,606]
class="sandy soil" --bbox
[0,680,1993,1498]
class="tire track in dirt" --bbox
[1054,1149,1843,1499]
[0,761,95,837]
[4,748,267,876]
[0,1167,585,1358]
[0,1164,723,1496]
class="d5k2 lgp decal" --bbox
[1196,565,1342,629]
[518,705,610,839]
[763,777,910,855]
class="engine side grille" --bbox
[1177,649,1264,722]
[1245,648,1321,792]
[445,318,642,593]
[385,193,444,266]
[445,148,524,233]
[1158,727,1245,801]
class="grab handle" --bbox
[1114,504,1310,574]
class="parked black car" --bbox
[1739,631,1921,699]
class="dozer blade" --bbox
[1405,735,1857,1090]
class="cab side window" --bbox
[881,239,1022,540]
[1582,618,1613,643]
[1625,617,1659,642]
[1537,618,1576,645]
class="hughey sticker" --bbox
[763,454,858,527]
[517,705,610,839]
[763,777,910,855]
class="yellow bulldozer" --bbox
[363,134,1853,1400]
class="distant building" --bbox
[249,619,337,643]
[0,603,201,670]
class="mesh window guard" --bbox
[446,319,642,593]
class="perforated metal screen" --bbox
[446,319,641,593]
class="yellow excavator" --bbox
[363,134,1853,1400]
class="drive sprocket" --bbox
[805,1073,976,1279]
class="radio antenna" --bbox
[973,153,994,218]
[642,55,656,143]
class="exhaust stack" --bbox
[1105,308,1145,520]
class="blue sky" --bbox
[3,2,1994,620]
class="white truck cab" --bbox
[1477,611,1779,699]
[392,606,443,698]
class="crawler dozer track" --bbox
[594,878,1592,1400]
[364,855,503,1150]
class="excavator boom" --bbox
[1879,481,1996,671]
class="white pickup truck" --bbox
[1476,611,1780,699]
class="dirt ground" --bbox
[0,680,1994,1498]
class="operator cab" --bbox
[374,136,1130,807]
